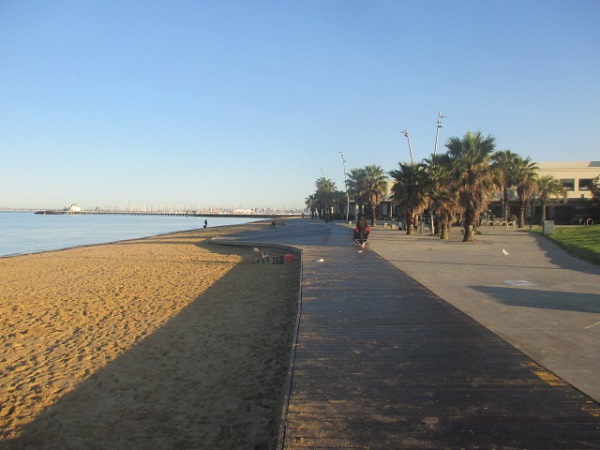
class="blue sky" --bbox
[1,0,599,210]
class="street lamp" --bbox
[401,129,414,164]
[433,112,446,156]
[340,151,349,222]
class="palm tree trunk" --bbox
[502,186,509,221]
[463,208,475,242]
[371,205,377,226]
[406,211,414,235]
[541,202,547,223]
[440,218,449,240]
[519,201,526,228]
[541,201,547,232]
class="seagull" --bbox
[502,249,509,256]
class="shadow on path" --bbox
[473,285,600,315]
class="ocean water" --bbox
[0,212,256,257]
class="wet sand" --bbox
[0,222,300,449]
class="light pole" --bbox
[430,112,445,235]
[401,129,414,164]
[340,151,349,223]
[402,128,419,232]
[433,112,446,156]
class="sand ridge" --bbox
[0,222,300,449]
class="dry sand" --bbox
[0,222,300,449]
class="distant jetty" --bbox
[35,204,81,215]
[34,203,299,218]
[34,210,295,219]
[35,210,67,215]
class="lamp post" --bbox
[402,128,420,232]
[401,129,414,164]
[340,151,349,222]
[430,112,445,235]
[433,112,446,156]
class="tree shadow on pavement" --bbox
[473,285,600,315]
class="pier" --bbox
[34,210,296,219]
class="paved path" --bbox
[366,223,600,403]
[217,219,600,449]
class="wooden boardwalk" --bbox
[223,220,600,448]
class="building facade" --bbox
[490,161,599,224]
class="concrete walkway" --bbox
[366,223,600,404]
[217,219,600,449]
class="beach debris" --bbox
[316,258,325,263]
[502,249,509,256]
[357,250,363,254]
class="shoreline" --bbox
[0,218,267,260]
[0,222,300,449]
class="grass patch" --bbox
[532,225,600,265]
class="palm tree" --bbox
[333,190,348,220]
[591,176,600,215]
[445,131,497,242]
[425,154,459,240]
[389,162,429,235]
[314,177,337,219]
[305,194,317,219]
[513,156,539,228]
[431,187,460,240]
[492,150,520,221]
[347,168,368,218]
[537,175,566,230]
[362,165,388,226]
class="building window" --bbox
[560,179,575,191]
[578,179,593,191]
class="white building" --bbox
[538,161,599,201]
[486,161,599,224]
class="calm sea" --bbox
[0,212,255,257]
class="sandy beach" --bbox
[0,222,300,449]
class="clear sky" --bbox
[1,0,599,210]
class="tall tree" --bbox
[346,168,368,218]
[591,175,600,216]
[389,162,429,235]
[492,149,520,221]
[513,156,539,228]
[362,165,388,226]
[333,190,349,220]
[425,154,459,240]
[445,131,497,242]
[314,177,337,219]
[537,175,567,228]
[305,194,317,219]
